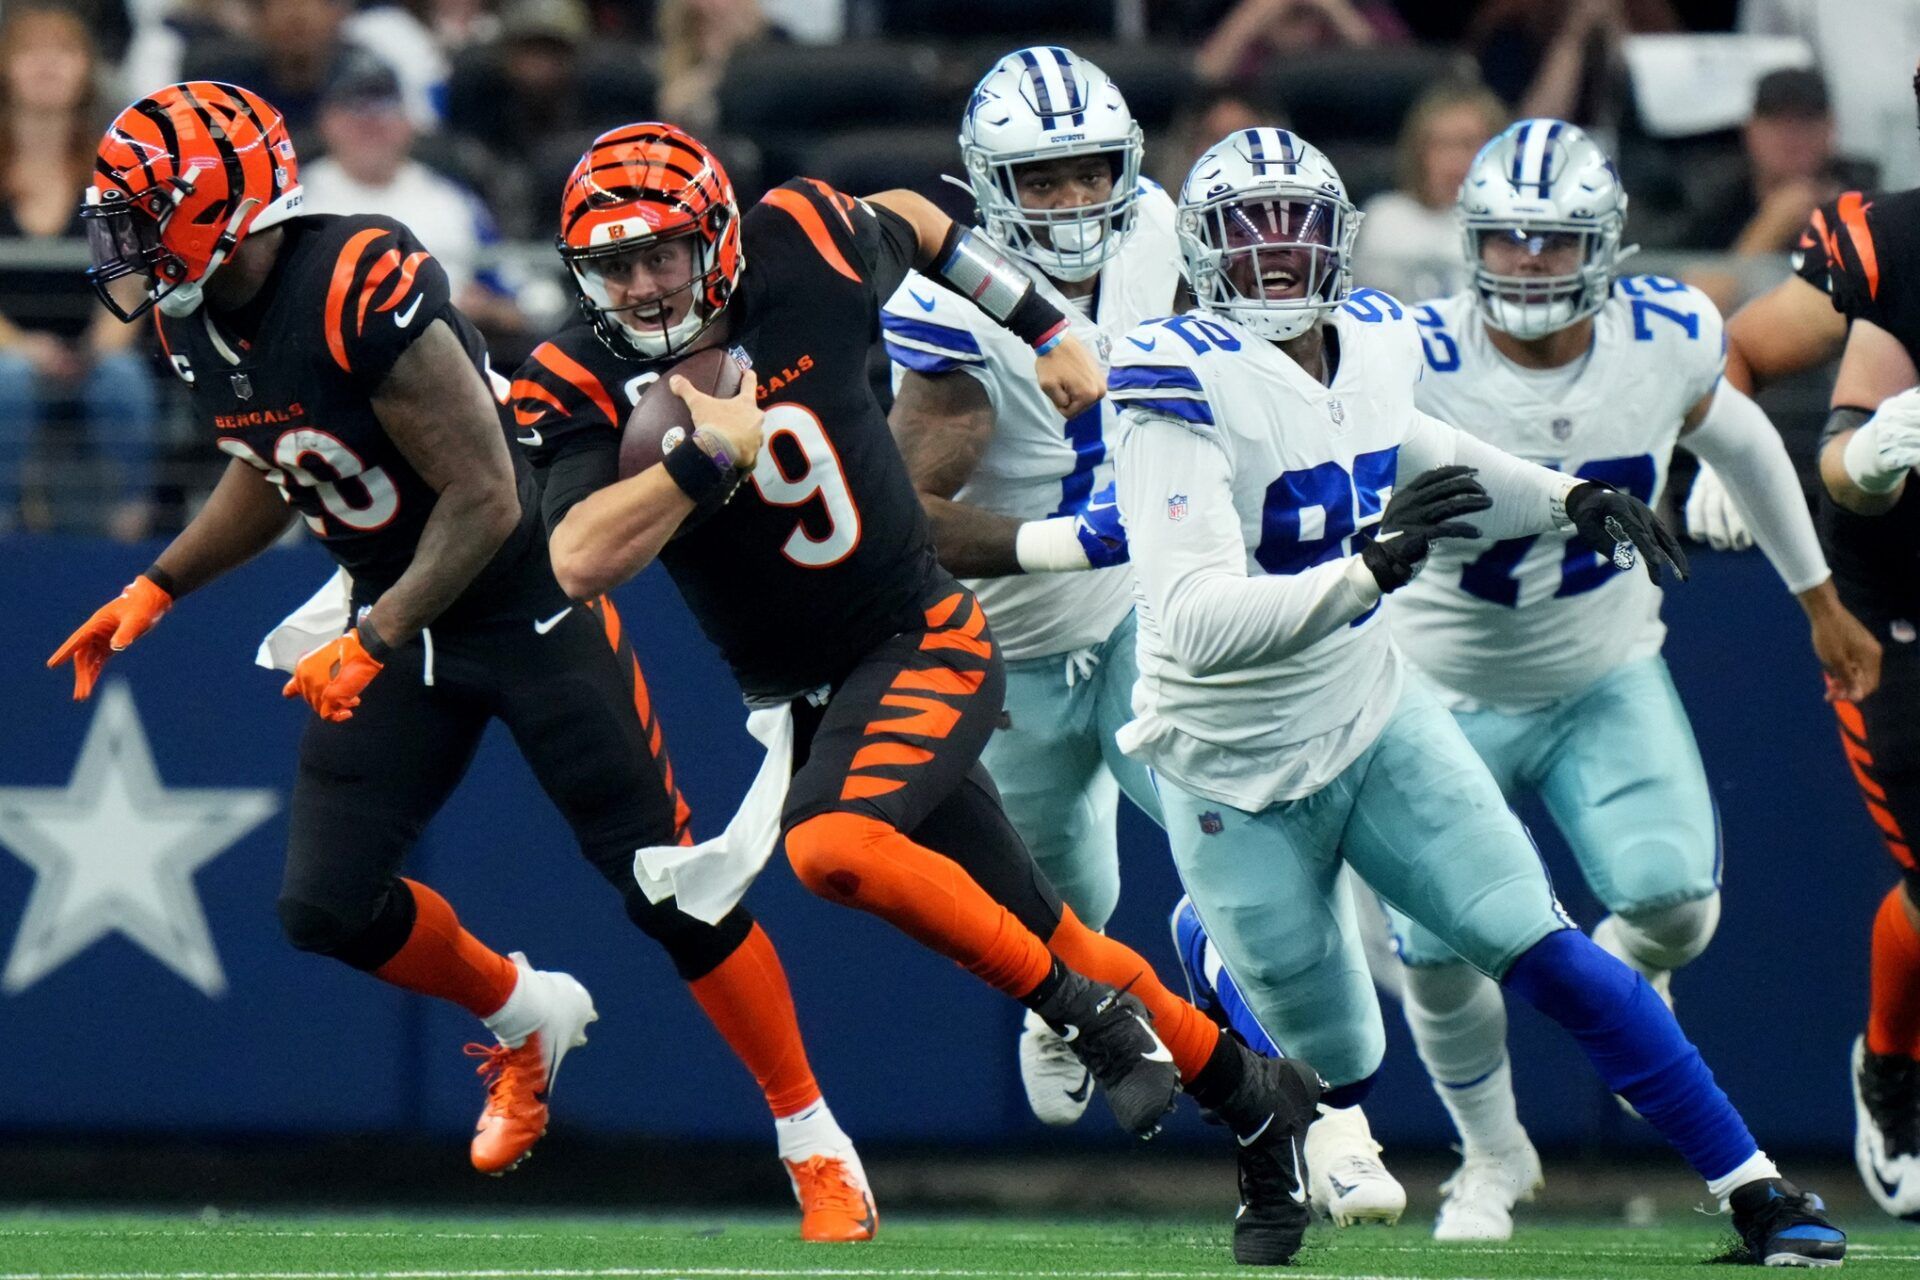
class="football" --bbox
[619,344,750,530]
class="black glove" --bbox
[1563,481,1690,584]
[1359,464,1491,592]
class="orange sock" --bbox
[1867,886,1920,1059]
[785,811,1053,997]
[1046,906,1221,1083]
[689,923,823,1118]
[372,878,519,1018]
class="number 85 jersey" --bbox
[1389,278,1726,711]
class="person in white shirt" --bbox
[301,57,523,333]
[1113,125,1846,1268]
[881,46,1180,1129]
[1351,78,1506,305]
[1382,119,1881,1242]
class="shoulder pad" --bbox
[1108,315,1217,430]
[881,271,987,374]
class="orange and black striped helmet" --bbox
[82,82,303,322]
[556,122,743,360]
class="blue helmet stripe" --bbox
[1539,120,1566,190]
[1510,121,1531,187]
[1018,48,1055,120]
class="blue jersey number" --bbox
[1616,275,1700,342]
[1342,288,1404,323]
[1415,304,1461,372]
[1158,315,1242,354]
[1051,400,1108,516]
[1457,454,1657,606]
[1256,447,1400,624]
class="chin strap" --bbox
[159,195,262,318]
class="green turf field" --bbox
[1,1213,1915,1279]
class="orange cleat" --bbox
[785,1153,878,1242]
[466,956,597,1176]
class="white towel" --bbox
[634,704,794,924]
[255,569,354,674]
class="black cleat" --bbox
[1729,1177,1846,1268]
[1852,1035,1920,1220]
[1215,1044,1324,1266]
[1028,968,1181,1139]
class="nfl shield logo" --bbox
[1095,332,1112,362]
[1167,492,1189,522]
[1327,398,1345,425]
[230,373,252,400]
[1198,811,1224,835]
[1551,416,1573,441]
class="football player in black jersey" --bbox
[44,85,876,1232]
[514,123,1326,1265]
[1727,187,1920,1217]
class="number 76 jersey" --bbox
[1389,278,1726,710]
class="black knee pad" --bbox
[276,880,415,971]
[622,887,755,982]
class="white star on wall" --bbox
[0,682,278,997]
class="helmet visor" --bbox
[1205,195,1347,308]
[81,194,178,322]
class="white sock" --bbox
[775,1097,852,1162]
[481,957,540,1049]
[1707,1149,1781,1203]
[1403,964,1530,1156]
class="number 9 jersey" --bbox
[514,178,938,703]
[1388,277,1726,711]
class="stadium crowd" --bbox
[0,0,1908,537]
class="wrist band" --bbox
[141,565,179,599]
[664,434,734,505]
[357,616,392,663]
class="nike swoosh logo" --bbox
[909,290,937,312]
[855,1202,877,1235]
[1237,1114,1274,1148]
[395,293,424,328]
[1137,1019,1173,1063]
[516,428,544,447]
[534,607,573,635]
[1288,1137,1309,1204]
[1127,335,1158,351]
[1064,1071,1093,1103]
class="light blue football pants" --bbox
[1385,655,1720,969]
[982,609,1163,931]
[1159,675,1571,1088]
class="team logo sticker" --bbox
[1167,492,1189,522]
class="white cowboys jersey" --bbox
[881,181,1180,660]
[1389,277,1726,710]
[1108,291,1437,807]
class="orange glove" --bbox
[46,574,173,700]
[283,628,385,722]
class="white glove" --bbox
[1684,462,1753,550]
[1844,386,1920,493]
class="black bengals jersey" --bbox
[1794,191,1920,616]
[517,178,943,701]
[157,213,549,621]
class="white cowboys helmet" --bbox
[1177,127,1359,342]
[960,45,1144,283]
[1459,118,1628,340]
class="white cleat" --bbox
[1018,1007,1093,1126]
[1433,1142,1544,1241]
[1852,1035,1920,1221]
[1305,1103,1406,1226]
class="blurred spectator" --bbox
[1352,79,1507,304]
[1679,68,1865,253]
[1471,0,1680,128]
[0,5,158,539]
[1195,0,1408,85]
[179,0,404,140]
[1740,0,1920,189]
[1158,85,1270,190]
[301,56,528,343]
[415,0,502,53]
[443,0,593,202]
[121,1,252,103]
[656,0,786,136]
[760,0,842,43]
[343,3,450,128]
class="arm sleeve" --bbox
[1684,381,1831,593]
[1115,411,1381,679]
[508,340,624,535]
[1398,411,1578,539]
[326,219,455,392]
[1796,193,1883,323]
[538,433,620,537]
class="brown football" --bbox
[617,344,745,480]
